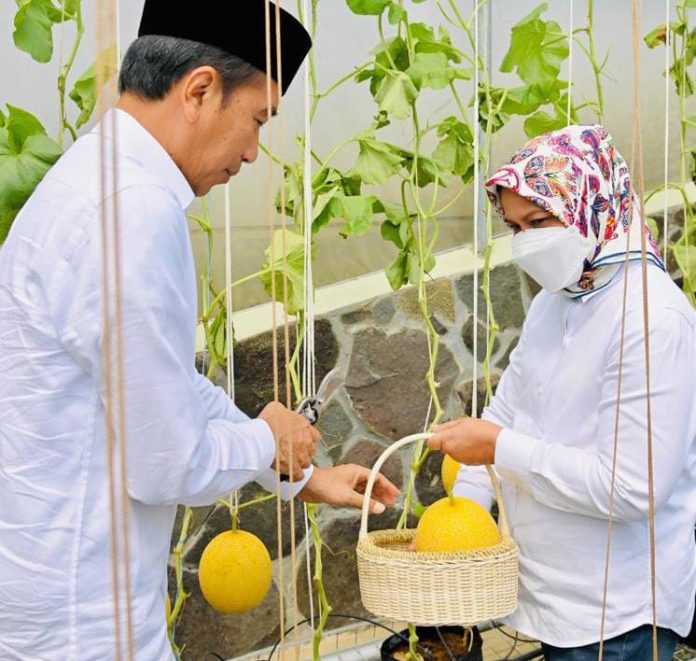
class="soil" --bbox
[390,630,472,661]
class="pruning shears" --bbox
[279,367,343,481]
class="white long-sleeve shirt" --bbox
[0,109,310,660]
[454,263,696,646]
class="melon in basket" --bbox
[415,496,501,552]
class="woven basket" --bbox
[356,433,519,626]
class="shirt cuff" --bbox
[248,418,277,472]
[494,427,539,489]
[255,464,315,501]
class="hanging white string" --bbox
[302,17,316,402]
[471,0,480,418]
[301,0,316,637]
[566,0,574,125]
[224,183,235,399]
[663,0,671,259]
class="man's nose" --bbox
[242,139,260,164]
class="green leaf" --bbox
[686,0,696,7]
[407,52,455,90]
[375,72,418,119]
[410,23,461,63]
[353,136,404,184]
[644,24,668,48]
[69,46,118,129]
[501,80,566,115]
[386,251,409,289]
[645,216,660,242]
[524,110,564,137]
[387,3,406,24]
[500,3,569,85]
[328,194,375,237]
[259,229,307,315]
[433,116,474,178]
[672,242,696,295]
[0,105,62,242]
[381,219,403,248]
[13,0,69,63]
[4,104,46,152]
[346,0,390,15]
[358,36,410,97]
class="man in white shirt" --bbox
[0,2,398,659]
[428,126,695,659]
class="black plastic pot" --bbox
[380,625,483,661]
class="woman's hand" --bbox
[427,418,503,465]
[298,464,400,514]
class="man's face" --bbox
[184,71,279,196]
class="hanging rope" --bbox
[263,5,287,657]
[599,2,658,659]
[224,184,235,398]
[96,0,134,657]
[471,0,480,418]
[300,0,317,641]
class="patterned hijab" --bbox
[486,125,663,298]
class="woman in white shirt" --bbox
[428,125,696,660]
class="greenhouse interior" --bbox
[0,0,695,660]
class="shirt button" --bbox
[537,386,543,396]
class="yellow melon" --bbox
[415,496,501,552]
[440,454,460,494]
[198,530,273,614]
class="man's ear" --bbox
[178,66,221,121]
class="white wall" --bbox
[1,0,690,309]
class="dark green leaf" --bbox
[374,72,419,118]
[500,3,569,85]
[346,0,390,15]
[0,105,62,242]
[353,136,404,184]
[69,46,118,129]
[407,52,455,90]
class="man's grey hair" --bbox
[118,35,261,100]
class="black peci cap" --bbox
[138,0,312,95]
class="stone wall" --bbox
[170,202,689,660]
[170,261,536,659]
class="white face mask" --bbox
[511,227,593,293]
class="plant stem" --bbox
[308,504,332,660]
[57,0,83,149]
[585,0,605,124]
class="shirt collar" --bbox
[90,108,195,210]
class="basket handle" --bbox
[358,433,511,540]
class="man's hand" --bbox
[258,401,319,481]
[427,417,503,465]
[298,465,400,514]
